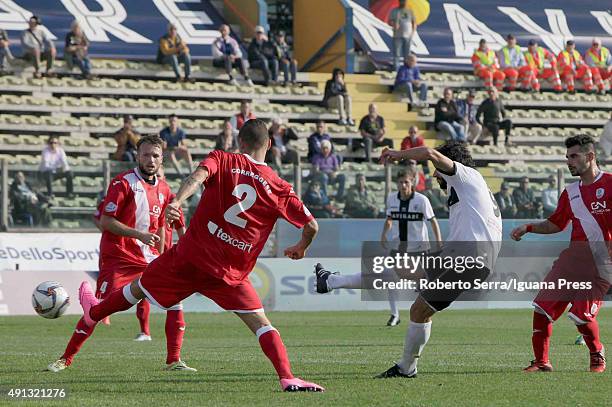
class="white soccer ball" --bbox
[32,281,70,319]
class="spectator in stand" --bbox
[273,31,298,86]
[406,160,426,192]
[494,182,517,219]
[307,120,334,162]
[388,0,416,69]
[212,24,253,86]
[215,119,239,153]
[358,103,394,162]
[471,38,504,90]
[10,171,51,226]
[456,90,483,144]
[558,40,593,93]
[230,99,256,130]
[394,54,428,110]
[302,180,336,218]
[344,173,380,218]
[497,34,533,91]
[21,16,56,79]
[434,87,466,142]
[600,111,612,157]
[323,67,355,125]
[311,140,346,200]
[423,177,448,218]
[247,25,277,86]
[541,175,559,218]
[39,135,73,199]
[160,114,193,177]
[113,115,140,161]
[476,87,512,146]
[267,117,299,169]
[523,39,562,92]
[64,20,92,79]
[584,37,610,94]
[0,28,13,74]
[400,126,428,173]
[513,177,540,219]
[157,23,192,83]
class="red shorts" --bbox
[139,245,263,312]
[96,267,145,300]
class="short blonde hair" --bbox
[320,140,332,150]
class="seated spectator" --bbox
[273,31,298,86]
[64,20,92,79]
[344,173,380,218]
[394,54,428,109]
[39,136,73,198]
[266,117,299,169]
[157,23,192,83]
[358,103,394,162]
[21,16,55,78]
[513,177,540,218]
[160,114,193,176]
[215,119,238,153]
[323,68,354,125]
[541,175,558,218]
[600,111,612,157]
[113,115,140,161]
[247,26,277,86]
[456,90,483,144]
[311,140,346,200]
[584,37,610,95]
[230,99,257,130]
[0,28,14,74]
[476,87,512,146]
[471,38,505,90]
[494,181,517,219]
[10,171,51,226]
[434,87,465,142]
[400,126,428,173]
[406,160,426,192]
[302,180,336,218]
[422,177,448,218]
[212,24,253,86]
[307,120,333,162]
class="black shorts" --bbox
[420,264,491,312]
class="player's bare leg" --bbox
[236,311,325,392]
[376,296,434,378]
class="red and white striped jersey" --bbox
[99,168,171,272]
[548,172,612,241]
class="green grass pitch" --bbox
[0,309,609,406]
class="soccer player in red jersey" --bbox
[512,134,610,373]
[47,135,194,372]
[76,120,324,392]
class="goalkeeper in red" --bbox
[76,119,324,392]
[512,134,610,373]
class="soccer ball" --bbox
[32,281,70,319]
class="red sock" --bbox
[532,311,553,363]
[90,287,135,321]
[61,317,96,364]
[136,300,151,336]
[258,327,293,380]
[577,321,603,354]
[165,310,185,364]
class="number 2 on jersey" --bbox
[224,184,257,228]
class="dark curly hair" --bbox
[435,141,475,168]
[565,134,595,152]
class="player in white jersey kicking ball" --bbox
[316,141,502,378]
[512,134,609,373]
[314,168,442,327]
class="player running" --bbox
[75,119,324,392]
[512,134,609,373]
[47,135,193,372]
[314,168,442,327]
[318,141,502,378]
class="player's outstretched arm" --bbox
[100,215,160,246]
[167,167,209,222]
[430,217,443,250]
[511,220,562,241]
[283,219,319,260]
[379,147,454,174]
[380,217,393,250]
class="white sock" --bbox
[388,289,399,317]
[398,321,432,375]
[327,273,362,290]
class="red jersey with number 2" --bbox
[175,151,313,285]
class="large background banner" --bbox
[0,0,226,59]
[350,0,612,70]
